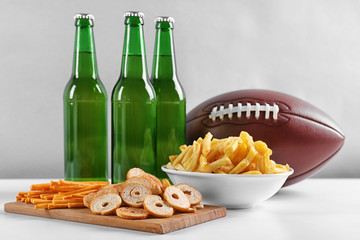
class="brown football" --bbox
[186,89,345,186]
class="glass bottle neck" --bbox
[120,24,148,79]
[72,25,98,79]
[152,27,177,80]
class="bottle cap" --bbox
[74,13,94,26]
[74,13,94,20]
[154,16,175,23]
[124,11,144,18]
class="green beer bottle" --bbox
[111,12,156,183]
[151,17,186,179]
[63,14,108,181]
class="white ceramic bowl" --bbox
[161,166,294,208]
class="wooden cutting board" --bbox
[4,202,226,234]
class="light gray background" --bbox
[0,0,358,178]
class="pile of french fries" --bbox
[16,180,109,209]
[167,131,290,174]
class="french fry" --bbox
[174,163,186,171]
[166,131,290,175]
[168,155,177,162]
[221,137,238,153]
[188,141,201,171]
[166,162,175,170]
[244,161,257,172]
[179,144,187,152]
[229,146,257,174]
[240,131,254,146]
[206,143,222,163]
[224,138,239,158]
[197,155,208,171]
[202,156,232,173]
[254,141,268,154]
[219,164,235,174]
[182,160,191,171]
[232,141,248,165]
[214,169,226,174]
[202,132,213,156]
[181,145,194,165]
[241,170,262,175]
[173,146,191,165]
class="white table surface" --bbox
[1,178,359,240]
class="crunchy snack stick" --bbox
[16,180,109,210]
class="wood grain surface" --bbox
[4,202,226,234]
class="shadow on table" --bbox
[271,187,306,200]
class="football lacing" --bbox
[209,102,279,121]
